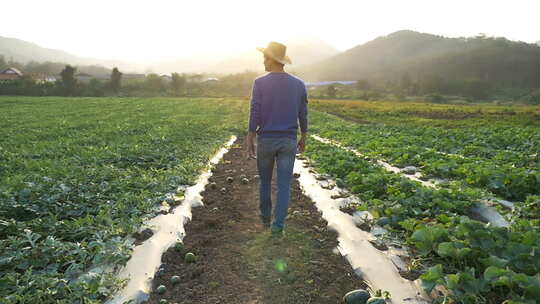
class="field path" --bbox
[146,137,364,303]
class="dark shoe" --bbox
[260,216,271,228]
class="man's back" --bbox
[248,72,308,139]
[246,41,308,235]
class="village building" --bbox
[0,67,23,83]
[28,73,57,84]
[73,73,109,83]
[123,73,146,80]
[304,80,357,87]
[160,74,172,82]
[0,68,58,85]
[74,73,93,83]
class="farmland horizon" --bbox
[1,29,539,76]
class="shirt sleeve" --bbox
[248,80,261,132]
[299,83,308,133]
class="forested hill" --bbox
[299,30,540,89]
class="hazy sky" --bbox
[2,0,539,63]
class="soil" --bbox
[146,137,365,304]
[133,228,153,246]
[399,269,422,282]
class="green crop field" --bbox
[1,96,539,303]
[0,97,248,303]
[309,99,540,201]
[306,99,540,303]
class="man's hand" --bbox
[297,133,307,154]
[246,132,256,159]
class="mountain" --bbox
[204,39,339,74]
[0,35,141,73]
[299,30,540,88]
[299,30,472,81]
[150,39,339,75]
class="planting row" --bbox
[310,99,540,159]
[0,97,247,303]
[309,110,539,201]
[303,139,540,303]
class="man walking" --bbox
[246,41,308,236]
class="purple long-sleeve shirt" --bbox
[248,72,308,139]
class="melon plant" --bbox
[367,297,386,304]
[156,285,167,294]
[174,241,184,252]
[185,252,197,263]
[342,289,370,304]
[171,275,180,284]
[376,217,390,226]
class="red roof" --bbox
[0,74,20,80]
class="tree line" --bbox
[0,57,259,97]
[310,75,540,105]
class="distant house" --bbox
[160,75,172,82]
[123,73,146,80]
[28,73,57,84]
[204,77,219,82]
[305,80,357,87]
[73,73,109,83]
[75,73,93,83]
[0,67,23,83]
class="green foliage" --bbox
[303,107,540,302]
[356,79,371,90]
[308,106,540,201]
[82,79,106,97]
[60,64,77,96]
[511,196,540,227]
[400,72,412,93]
[327,85,337,98]
[110,67,122,94]
[426,93,446,103]
[171,72,186,96]
[410,226,448,256]
[0,96,248,302]
[144,73,165,93]
[523,89,540,105]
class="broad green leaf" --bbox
[484,266,510,282]
[420,264,444,293]
[445,273,460,290]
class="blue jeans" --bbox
[256,136,297,230]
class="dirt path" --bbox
[147,137,365,304]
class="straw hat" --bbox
[257,41,292,65]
